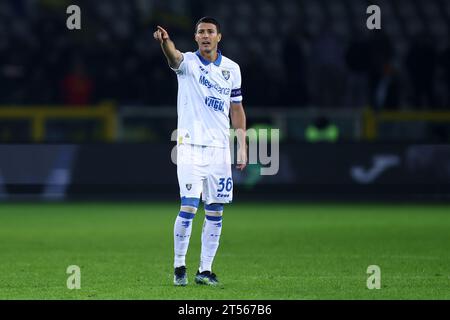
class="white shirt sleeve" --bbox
[170,52,188,76]
[231,65,243,103]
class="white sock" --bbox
[199,216,223,273]
[174,213,194,268]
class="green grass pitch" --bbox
[0,202,449,299]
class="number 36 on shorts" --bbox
[217,177,232,198]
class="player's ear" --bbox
[218,33,222,42]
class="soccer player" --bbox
[153,17,247,286]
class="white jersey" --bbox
[171,50,243,148]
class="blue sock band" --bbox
[181,197,200,208]
[205,203,224,211]
[178,211,195,219]
[205,215,222,221]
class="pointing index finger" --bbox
[157,26,168,34]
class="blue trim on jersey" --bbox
[206,215,223,221]
[179,211,195,219]
[181,197,200,208]
[196,50,222,67]
[205,203,224,211]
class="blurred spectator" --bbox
[374,63,401,110]
[60,60,94,106]
[281,26,310,107]
[241,48,270,106]
[366,30,396,110]
[309,26,346,108]
[344,34,370,108]
[0,44,27,104]
[406,34,438,109]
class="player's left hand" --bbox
[236,146,247,171]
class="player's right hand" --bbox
[236,145,247,171]
[153,26,170,43]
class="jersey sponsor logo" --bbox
[199,75,231,96]
[205,96,225,112]
[222,70,230,80]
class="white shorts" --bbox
[177,143,233,204]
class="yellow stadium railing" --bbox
[363,108,450,140]
[0,102,117,142]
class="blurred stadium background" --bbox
[0,0,449,201]
[0,0,450,300]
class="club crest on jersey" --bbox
[222,70,230,80]
[186,184,192,191]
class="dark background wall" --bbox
[1,144,449,201]
[0,0,450,201]
[0,0,449,109]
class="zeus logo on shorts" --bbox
[205,96,225,112]
[216,193,230,198]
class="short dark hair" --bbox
[195,17,221,34]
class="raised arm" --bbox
[153,26,183,69]
[230,102,247,171]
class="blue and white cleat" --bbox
[194,270,219,286]
[174,266,188,286]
